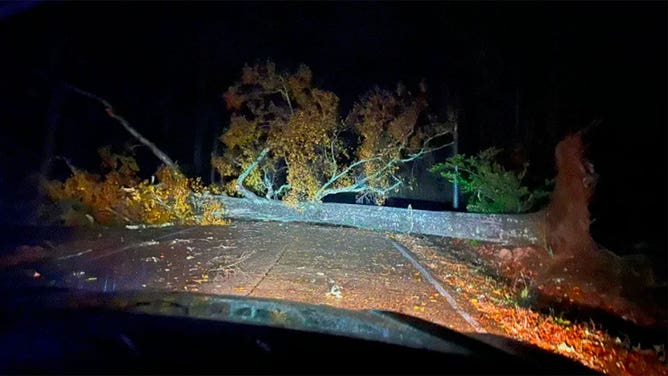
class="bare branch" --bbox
[208,250,255,275]
[66,84,179,172]
[401,128,454,163]
[315,128,454,201]
[316,156,383,196]
[52,156,79,175]
[274,183,291,198]
[278,80,293,115]
[263,169,274,199]
[328,130,341,178]
[235,148,269,202]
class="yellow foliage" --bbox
[42,147,228,226]
[287,65,313,108]
[210,156,236,177]
[98,145,139,178]
[207,184,223,195]
[270,91,340,202]
[214,60,449,205]
[212,115,267,196]
[199,199,228,225]
[343,88,431,199]
[221,116,262,151]
[215,61,343,202]
[223,88,245,111]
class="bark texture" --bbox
[215,195,546,246]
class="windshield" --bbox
[0,3,665,375]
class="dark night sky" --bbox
[0,2,665,256]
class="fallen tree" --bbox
[215,195,546,245]
[211,61,456,206]
[42,65,545,244]
[40,88,227,227]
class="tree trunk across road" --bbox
[216,196,546,246]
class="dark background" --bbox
[0,2,665,261]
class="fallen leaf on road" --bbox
[326,284,343,299]
[138,240,159,247]
[557,342,575,353]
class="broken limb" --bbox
[66,84,179,172]
[235,147,270,202]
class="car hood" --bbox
[0,286,594,373]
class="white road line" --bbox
[389,239,487,334]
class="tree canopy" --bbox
[212,61,455,205]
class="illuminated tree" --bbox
[39,88,229,227]
[41,146,228,226]
[212,61,455,205]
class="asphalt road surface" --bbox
[0,221,490,334]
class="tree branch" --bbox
[236,148,269,202]
[67,85,179,172]
[316,156,382,196]
[274,183,291,198]
[263,169,274,199]
[401,129,454,163]
[315,128,454,201]
[278,82,294,115]
[52,156,79,175]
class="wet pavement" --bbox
[0,221,492,334]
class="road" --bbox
[0,221,490,334]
